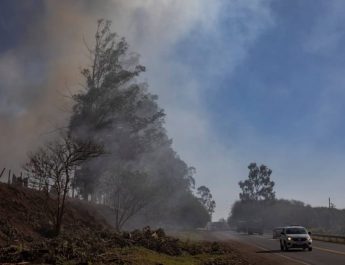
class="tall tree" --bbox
[239,163,275,201]
[68,20,173,228]
[197,185,216,218]
[69,20,165,197]
[68,19,209,230]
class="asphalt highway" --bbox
[212,231,345,265]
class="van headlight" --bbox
[287,237,292,241]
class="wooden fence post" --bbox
[8,169,11,184]
[0,168,5,179]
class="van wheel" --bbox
[308,247,312,251]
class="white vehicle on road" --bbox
[280,226,312,251]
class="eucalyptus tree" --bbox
[239,163,275,201]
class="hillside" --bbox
[0,183,109,246]
[0,183,250,264]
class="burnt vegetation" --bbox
[24,133,104,235]
[0,184,242,264]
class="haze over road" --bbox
[211,231,345,265]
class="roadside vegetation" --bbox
[0,183,245,264]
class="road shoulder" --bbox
[170,230,304,265]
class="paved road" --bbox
[211,231,345,265]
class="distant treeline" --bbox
[228,199,345,235]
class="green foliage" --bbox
[229,199,345,234]
[197,185,216,217]
[68,19,208,230]
[239,163,275,201]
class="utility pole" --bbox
[328,197,332,229]
[328,197,336,209]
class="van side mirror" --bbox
[281,232,285,235]
[308,231,312,235]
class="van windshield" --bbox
[286,228,307,234]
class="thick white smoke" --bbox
[0,0,274,218]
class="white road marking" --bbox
[314,246,345,256]
[242,240,312,265]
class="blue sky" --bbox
[1,1,345,219]
[176,0,343,145]
[146,0,345,217]
[0,1,42,52]
[133,0,345,216]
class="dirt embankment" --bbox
[0,184,251,264]
[0,183,109,246]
